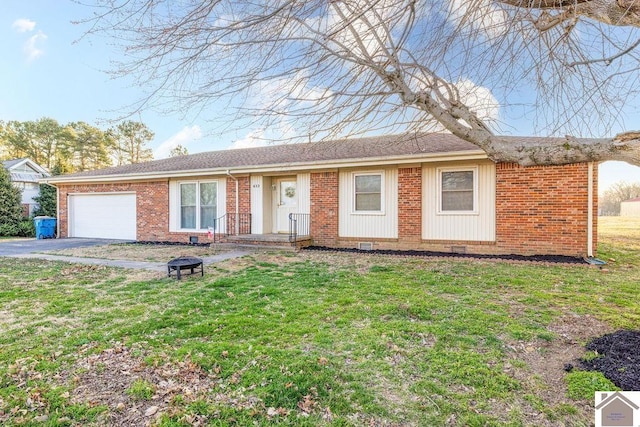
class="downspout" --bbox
[587,162,594,257]
[226,170,239,235]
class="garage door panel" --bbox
[69,193,136,240]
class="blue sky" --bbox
[1,0,639,192]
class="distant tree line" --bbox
[600,181,640,216]
[0,117,156,236]
[0,118,155,175]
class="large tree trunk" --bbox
[481,133,640,166]
[497,0,640,27]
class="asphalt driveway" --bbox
[0,238,130,257]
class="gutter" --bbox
[587,162,594,257]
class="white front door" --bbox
[273,178,297,233]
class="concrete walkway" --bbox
[9,249,254,272]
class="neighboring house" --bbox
[2,158,50,216]
[43,133,599,257]
[620,197,640,217]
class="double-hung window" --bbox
[180,181,217,230]
[354,172,383,212]
[439,168,477,213]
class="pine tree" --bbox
[33,184,57,217]
[0,166,24,235]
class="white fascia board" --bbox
[10,158,50,176]
[43,150,488,184]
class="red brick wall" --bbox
[310,171,339,246]
[495,162,595,256]
[226,176,251,215]
[56,161,598,256]
[225,176,252,235]
[57,180,196,243]
[398,167,422,241]
[58,181,172,241]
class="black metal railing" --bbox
[289,213,310,246]
[212,213,252,242]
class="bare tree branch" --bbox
[78,0,640,166]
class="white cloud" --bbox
[24,31,47,62]
[326,0,410,60]
[12,18,36,33]
[154,125,203,159]
[454,78,500,123]
[447,0,509,39]
[229,129,268,149]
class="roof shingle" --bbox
[53,133,483,180]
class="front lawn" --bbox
[0,219,638,426]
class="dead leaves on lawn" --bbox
[34,343,335,426]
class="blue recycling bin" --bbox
[34,216,56,239]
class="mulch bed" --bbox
[580,330,640,390]
[305,246,587,264]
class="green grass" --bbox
[127,379,156,400]
[0,220,638,425]
[566,371,619,400]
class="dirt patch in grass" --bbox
[65,343,333,427]
[67,344,220,427]
[580,329,640,390]
[504,313,611,423]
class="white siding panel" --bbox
[251,176,264,234]
[217,178,227,233]
[423,162,495,241]
[339,169,398,238]
[297,173,311,214]
[169,181,179,232]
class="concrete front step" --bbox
[221,234,312,248]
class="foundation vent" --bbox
[450,245,467,254]
[358,242,374,251]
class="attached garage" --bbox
[68,193,137,240]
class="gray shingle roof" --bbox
[2,158,27,169]
[53,133,486,181]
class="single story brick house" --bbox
[44,133,598,257]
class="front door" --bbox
[273,178,297,233]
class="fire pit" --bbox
[167,256,204,280]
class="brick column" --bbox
[398,166,422,242]
[226,176,251,214]
[310,171,339,246]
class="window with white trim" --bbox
[354,172,382,212]
[179,181,218,229]
[439,168,477,213]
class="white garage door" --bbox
[69,193,137,240]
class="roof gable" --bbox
[596,391,640,410]
[3,158,50,182]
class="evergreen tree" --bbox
[0,166,24,235]
[33,184,57,217]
